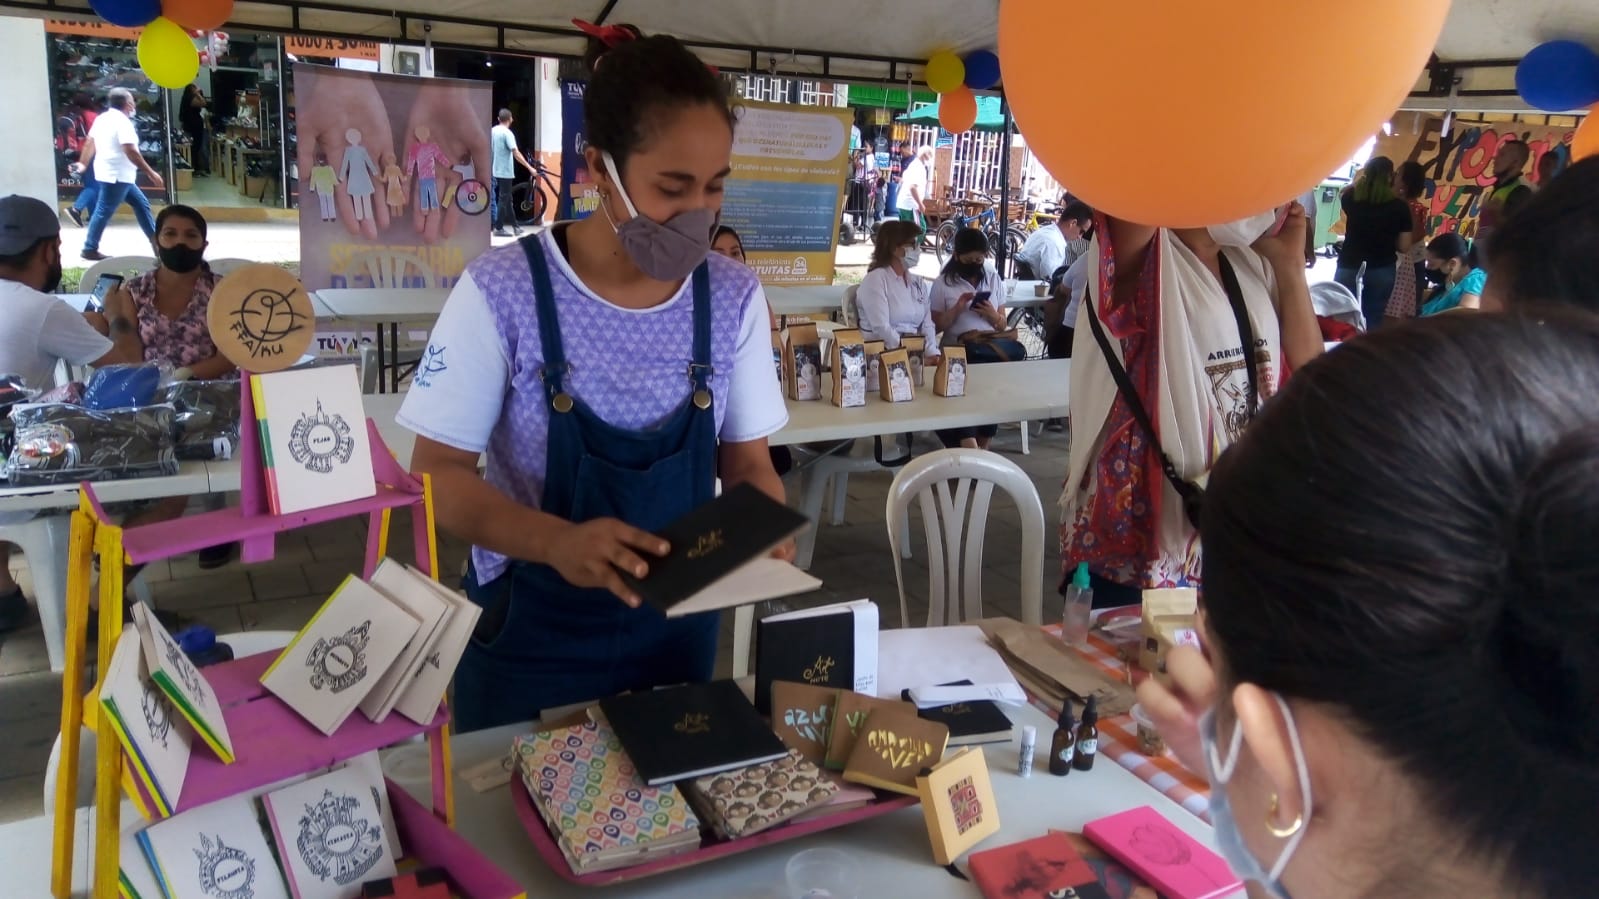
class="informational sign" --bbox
[1374,112,1578,239]
[46,18,141,39]
[285,36,382,62]
[294,64,491,353]
[720,101,854,286]
[557,80,599,220]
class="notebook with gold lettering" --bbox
[754,599,879,715]
[620,483,821,617]
[841,708,950,796]
[598,680,789,786]
[824,692,916,770]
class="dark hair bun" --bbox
[1502,423,1599,762]
[583,34,732,171]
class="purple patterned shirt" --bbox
[125,268,220,368]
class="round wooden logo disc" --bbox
[206,264,316,372]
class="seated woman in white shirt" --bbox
[855,219,941,365]
[928,228,1027,448]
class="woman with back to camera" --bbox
[1335,156,1414,329]
[400,28,789,731]
[928,227,1022,449]
[1139,311,1599,898]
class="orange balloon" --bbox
[1000,0,1449,227]
[161,0,232,32]
[939,88,978,134]
[1574,104,1599,162]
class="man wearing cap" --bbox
[0,194,142,630]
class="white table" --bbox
[766,284,847,319]
[315,288,452,394]
[4,700,1230,899]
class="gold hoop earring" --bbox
[1266,794,1304,838]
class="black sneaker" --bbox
[492,228,511,237]
[81,249,108,261]
[197,542,236,570]
[0,586,28,633]
[66,207,85,228]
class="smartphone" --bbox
[971,290,993,308]
[88,273,123,312]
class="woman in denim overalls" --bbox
[401,32,790,732]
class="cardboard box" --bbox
[934,346,967,397]
[243,174,266,198]
[864,340,885,392]
[830,329,867,408]
[173,169,193,191]
[784,323,822,401]
[879,348,915,403]
[1139,588,1199,684]
[901,335,927,387]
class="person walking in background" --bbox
[1383,160,1431,322]
[1334,156,1413,329]
[180,84,211,177]
[62,93,100,227]
[491,108,536,237]
[896,145,934,230]
[82,88,163,261]
[1476,138,1534,258]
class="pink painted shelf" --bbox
[511,773,917,887]
[131,651,447,818]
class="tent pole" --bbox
[997,90,1014,275]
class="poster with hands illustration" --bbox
[295,64,491,292]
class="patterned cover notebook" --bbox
[514,720,702,874]
[688,749,840,839]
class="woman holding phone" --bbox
[928,228,1025,448]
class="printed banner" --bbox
[557,80,598,220]
[285,36,382,61]
[294,64,491,314]
[721,101,853,285]
[46,18,141,39]
[1374,112,1577,239]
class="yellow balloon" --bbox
[925,51,966,94]
[138,17,199,89]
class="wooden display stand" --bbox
[48,374,521,899]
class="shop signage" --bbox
[285,36,381,61]
[46,18,142,39]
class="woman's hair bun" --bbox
[1500,423,1599,762]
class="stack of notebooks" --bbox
[260,558,482,735]
[123,750,402,899]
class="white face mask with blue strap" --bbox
[1199,693,1313,899]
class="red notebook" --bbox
[1083,806,1241,899]
[968,832,1110,899]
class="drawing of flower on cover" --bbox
[306,621,371,694]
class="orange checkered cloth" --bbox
[1034,624,1212,822]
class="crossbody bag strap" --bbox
[1216,253,1259,416]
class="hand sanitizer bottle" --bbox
[1062,562,1093,648]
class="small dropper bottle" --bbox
[1048,701,1076,776]
[1073,695,1100,771]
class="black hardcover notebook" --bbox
[754,599,878,715]
[621,483,818,617]
[901,680,1014,746]
[599,680,789,786]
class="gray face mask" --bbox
[600,151,715,282]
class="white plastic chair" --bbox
[81,256,155,287]
[792,438,913,570]
[887,448,1045,629]
[207,257,254,276]
[0,514,71,671]
[45,630,296,813]
[838,284,860,328]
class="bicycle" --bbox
[510,158,563,227]
[934,193,1003,264]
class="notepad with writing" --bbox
[901,680,1014,746]
[1083,806,1240,899]
[599,679,788,786]
[620,483,820,616]
[755,598,879,714]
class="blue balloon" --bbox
[89,0,160,27]
[963,49,1001,90]
[1516,40,1599,111]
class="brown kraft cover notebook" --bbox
[769,681,841,765]
[841,708,950,796]
[824,692,916,770]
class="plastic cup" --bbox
[1004,278,1019,299]
[785,847,859,899]
[1034,282,1049,297]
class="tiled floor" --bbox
[0,426,1070,824]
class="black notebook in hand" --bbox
[621,483,820,617]
[599,680,789,786]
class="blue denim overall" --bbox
[452,238,720,732]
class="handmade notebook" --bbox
[260,575,420,735]
[968,832,1108,899]
[138,793,291,899]
[359,559,453,724]
[768,681,841,765]
[619,483,820,617]
[100,626,192,817]
[132,602,234,763]
[251,364,375,516]
[916,747,1000,865]
[119,826,162,899]
[824,691,915,770]
[1083,806,1241,899]
[514,720,702,874]
[755,598,879,714]
[901,680,1014,747]
[841,707,950,796]
[687,749,840,839]
[599,679,788,786]
[339,750,402,861]
[262,766,399,899]
[392,564,483,725]
[1050,830,1159,899]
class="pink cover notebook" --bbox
[1083,806,1242,899]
